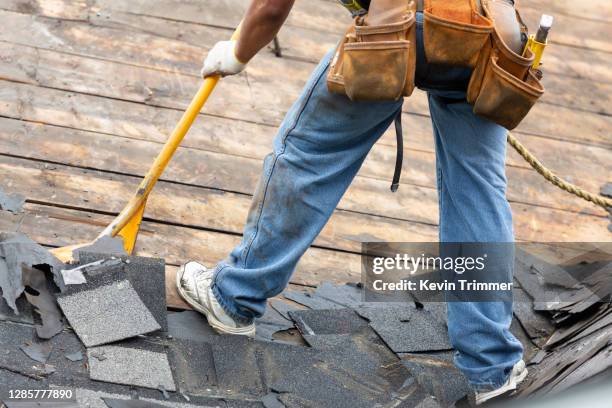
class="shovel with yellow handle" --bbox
[51,26,241,263]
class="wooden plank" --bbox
[91,0,612,37]
[91,0,351,34]
[0,119,608,241]
[82,3,609,87]
[0,203,363,286]
[1,41,607,193]
[2,31,612,161]
[164,265,190,309]
[0,155,439,252]
[84,7,612,117]
[398,93,612,149]
[81,7,611,119]
[0,89,445,224]
[1,42,608,195]
[0,0,88,20]
[0,82,608,218]
[0,12,612,151]
[4,5,611,123]
[0,108,606,234]
[87,6,612,137]
[88,0,612,53]
[2,1,611,90]
[523,0,612,24]
[520,6,612,54]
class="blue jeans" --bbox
[211,13,523,389]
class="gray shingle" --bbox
[87,346,176,391]
[58,280,160,347]
[357,305,451,353]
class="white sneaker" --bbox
[176,261,256,337]
[475,360,528,405]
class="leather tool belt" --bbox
[327,0,545,131]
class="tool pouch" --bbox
[423,0,493,67]
[467,4,544,129]
[327,0,416,101]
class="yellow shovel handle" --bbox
[100,25,242,238]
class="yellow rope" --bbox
[507,133,612,210]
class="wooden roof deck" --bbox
[0,0,609,306]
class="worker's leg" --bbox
[427,93,523,390]
[210,51,402,323]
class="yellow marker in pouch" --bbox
[524,14,554,69]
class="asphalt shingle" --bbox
[58,279,160,347]
[87,345,176,391]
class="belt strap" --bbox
[391,110,403,192]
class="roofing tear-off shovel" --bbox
[51,26,241,263]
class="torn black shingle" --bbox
[555,308,612,348]
[0,321,51,380]
[0,293,34,325]
[167,310,218,342]
[0,232,64,313]
[510,318,540,362]
[19,341,52,364]
[22,266,64,339]
[521,325,612,396]
[261,330,411,408]
[269,299,300,320]
[58,279,161,347]
[357,305,452,354]
[544,306,611,350]
[87,345,176,391]
[284,282,404,313]
[514,249,578,309]
[548,342,612,393]
[283,290,342,310]
[313,282,364,308]
[513,287,555,341]
[289,308,369,336]
[261,342,367,407]
[73,236,128,261]
[167,338,217,394]
[255,305,295,343]
[40,328,89,385]
[65,351,84,362]
[302,333,352,350]
[401,353,471,406]
[211,336,266,397]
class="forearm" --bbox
[235,0,295,63]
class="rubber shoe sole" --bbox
[176,264,256,337]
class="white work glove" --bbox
[201,40,247,78]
